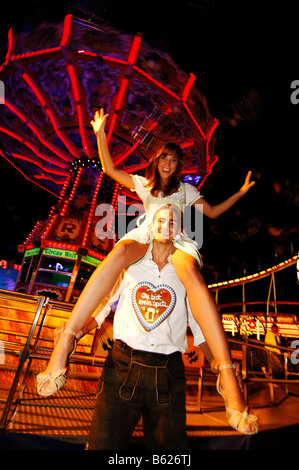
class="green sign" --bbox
[41,248,102,267]
[43,248,78,260]
[81,255,102,267]
[24,248,40,257]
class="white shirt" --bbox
[94,244,205,354]
[120,175,203,266]
[133,174,202,217]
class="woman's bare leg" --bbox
[42,241,148,381]
[170,248,253,431]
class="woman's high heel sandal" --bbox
[36,329,77,397]
[216,363,259,435]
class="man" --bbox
[85,205,207,450]
[265,323,283,375]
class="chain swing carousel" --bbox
[0,14,218,304]
[1,15,299,441]
[0,16,218,415]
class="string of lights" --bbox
[70,157,102,172]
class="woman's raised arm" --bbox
[91,109,135,190]
[193,171,255,219]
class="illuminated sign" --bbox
[81,255,102,267]
[54,218,82,242]
[41,248,101,267]
[24,248,41,257]
[43,248,78,260]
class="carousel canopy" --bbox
[0,14,218,201]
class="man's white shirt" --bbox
[94,244,205,354]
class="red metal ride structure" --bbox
[0,14,218,302]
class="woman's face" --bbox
[157,154,178,181]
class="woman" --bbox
[37,109,256,433]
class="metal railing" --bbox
[196,336,299,412]
[1,289,299,429]
[239,336,299,404]
[0,290,104,429]
[0,293,48,428]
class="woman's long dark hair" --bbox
[145,142,185,196]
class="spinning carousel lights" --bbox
[60,14,72,47]
[0,14,219,198]
[82,172,104,247]
[67,63,91,156]
[3,98,72,164]
[22,72,78,158]
[11,153,68,177]
[59,167,82,217]
[0,149,58,197]
[208,255,298,290]
[70,157,102,172]
[181,73,196,102]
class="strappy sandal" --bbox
[216,363,259,435]
[37,329,77,397]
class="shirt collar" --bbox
[143,242,172,264]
